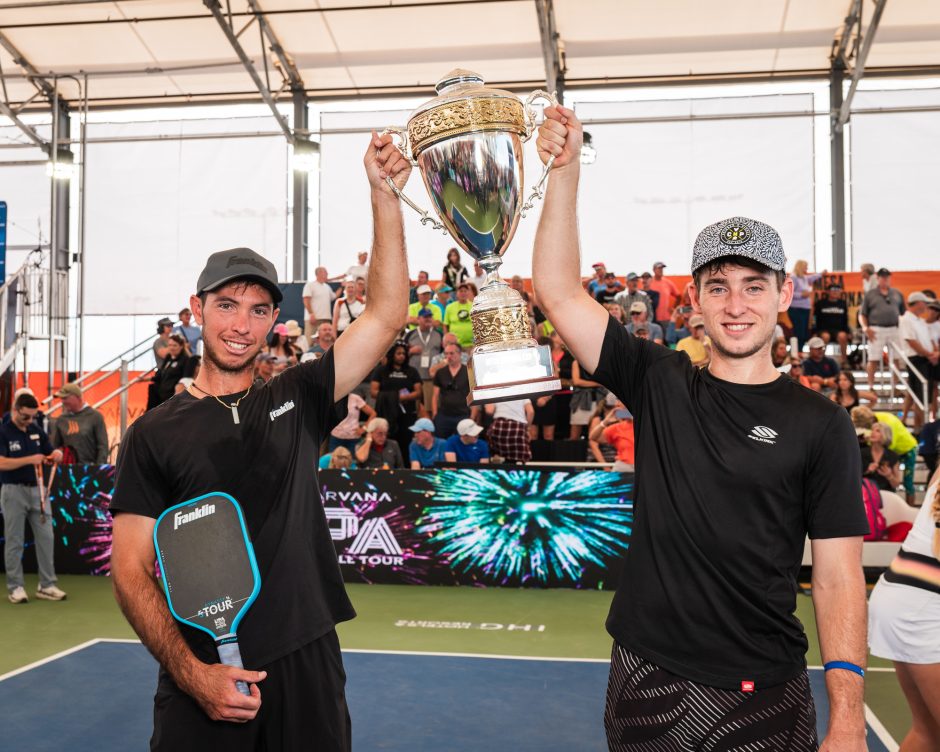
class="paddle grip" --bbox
[217,641,250,696]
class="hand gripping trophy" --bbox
[385,69,561,405]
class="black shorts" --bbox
[908,356,930,395]
[151,630,350,752]
[604,643,818,751]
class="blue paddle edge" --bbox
[153,491,262,696]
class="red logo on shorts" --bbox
[741,680,755,693]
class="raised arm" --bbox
[532,106,610,374]
[810,536,867,750]
[332,133,410,401]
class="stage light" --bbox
[46,147,75,180]
[580,132,596,165]
[291,138,319,172]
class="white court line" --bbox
[0,638,103,682]
[865,704,900,751]
[0,639,902,749]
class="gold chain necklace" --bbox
[190,381,253,425]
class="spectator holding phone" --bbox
[589,398,635,472]
[665,306,691,347]
[860,421,902,492]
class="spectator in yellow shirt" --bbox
[444,283,475,348]
[676,315,711,367]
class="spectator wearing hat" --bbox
[812,284,851,365]
[174,308,202,356]
[859,268,906,391]
[280,319,307,354]
[444,418,490,464]
[625,302,663,344]
[899,292,936,430]
[153,317,174,369]
[639,271,661,315]
[469,261,487,294]
[632,322,650,340]
[407,284,443,330]
[307,322,335,359]
[431,342,474,438]
[676,315,711,367]
[253,352,276,383]
[585,262,608,296]
[50,382,109,464]
[1,392,65,604]
[802,337,840,391]
[444,283,474,349]
[301,267,336,339]
[408,418,447,469]
[405,310,443,413]
[589,397,635,472]
[485,398,533,463]
[432,284,453,319]
[332,278,365,338]
[594,272,623,305]
[613,273,654,322]
[647,261,679,331]
[787,260,821,349]
[409,270,430,304]
[265,323,298,365]
[442,248,469,290]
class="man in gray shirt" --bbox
[614,273,654,321]
[406,308,443,414]
[859,267,906,390]
[50,383,109,464]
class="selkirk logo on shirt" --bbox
[748,426,778,445]
[269,400,295,422]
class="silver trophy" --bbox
[385,69,561,405]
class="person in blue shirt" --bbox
[444,419,490,464]
[408,418,447,469]
[0,393,65,604]
[431,285,453,320]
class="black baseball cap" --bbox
[876,267,891,277]
[196,248,282,304]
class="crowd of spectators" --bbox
[148,251,939,493]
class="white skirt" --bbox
[868,576,940,664]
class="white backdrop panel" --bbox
[850,89,940,271]
[84,132,288,314]
[318,97,815,280]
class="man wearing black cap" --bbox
[812,283,851,365]
[109,133,411,750]
[859,267,905,391]
[533,106,869,752]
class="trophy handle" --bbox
[520,90,558,218]
[380,127,447,233]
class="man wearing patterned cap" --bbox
[532,105,869,752]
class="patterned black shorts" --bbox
[604,643,818,752]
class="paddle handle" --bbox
[217,640,250,696]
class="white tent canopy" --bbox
[0,0,937,108]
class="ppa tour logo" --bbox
[325,507,405,567]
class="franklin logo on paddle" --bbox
[173,502,216,530]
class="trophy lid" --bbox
[407,69,526,157]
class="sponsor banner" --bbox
[2,466,634,590]
[322,468,634,589]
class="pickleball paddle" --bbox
[153,492,261,695]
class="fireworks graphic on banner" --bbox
[54,464,115,575]
[418,470,633,585]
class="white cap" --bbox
[807,336,825,349]
[416,284,433,295]
[457,418,483,437]
[907,291,930,304]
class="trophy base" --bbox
[467,344,561,406]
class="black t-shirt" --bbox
[595,288,620,305]
[0,420,54,484]
[813,298,849,333]
[433,364,471,417]
[110,350,353,668]
[590,317,868,689]
[860,445,900,491]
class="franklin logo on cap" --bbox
[691,216,786,274]
[197,247,282,304]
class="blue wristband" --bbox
[823,661,865,677]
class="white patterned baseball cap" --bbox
[690,217,786,274]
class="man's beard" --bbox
[708,327,774,362]
[202,337,258,375]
